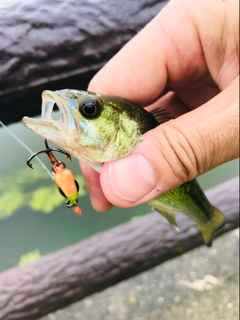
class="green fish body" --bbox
[22,89,225,246]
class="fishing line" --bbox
[0,120,53,180]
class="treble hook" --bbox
[27,139,71,169]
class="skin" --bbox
[80,0,239,212]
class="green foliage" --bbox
[0,165,49,193]
[175,246,185,255]
[225,272,238,282]
[130,215,143,221]
[0,166,87,219]
[29,185,63,213]
[17,249,41,266]
[0,188,25,219]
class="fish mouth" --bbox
[21,90,78,146]
[41,90,66,121]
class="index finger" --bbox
[88,0,203,106]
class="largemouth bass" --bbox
[21,89,226,246]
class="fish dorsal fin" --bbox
[150,108,172,125]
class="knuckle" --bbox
[159,121,203,182]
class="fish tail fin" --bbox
[198,207,226,247]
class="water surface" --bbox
[0,121,238,272]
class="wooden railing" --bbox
[0,0,168,125]
[0,177,239,320]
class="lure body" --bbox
[53,165,81,215]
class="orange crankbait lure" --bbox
[27,139,82,215]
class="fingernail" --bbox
[107,153,157,202]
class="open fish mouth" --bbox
[41,90,75,130]
[41,90,66,122]
[21,90,78,146]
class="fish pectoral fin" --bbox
[149,200,178,230]
[197,207,226,247]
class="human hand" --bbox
[80,0,239,212]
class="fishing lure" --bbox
[27,139,82,215]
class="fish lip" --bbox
[21,115,70,152]
[41,90,78,135]
[21,89,78,143]
[21,90,67,138]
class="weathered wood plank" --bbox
[0,0,168,125]
[0,177,238,320]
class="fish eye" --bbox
[79,99,102,119]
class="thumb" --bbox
[100,77,239,208]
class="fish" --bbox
[21,89,226,246]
